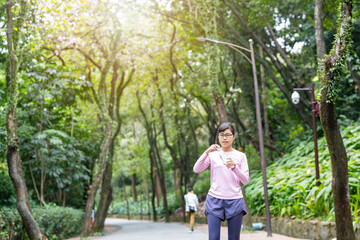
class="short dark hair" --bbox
[218,122,235,135]
[188,187,193,192]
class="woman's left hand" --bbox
[225,158,236,169]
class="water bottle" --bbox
[252,222,265,230]
[217,149,229,166]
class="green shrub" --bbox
[0,205,83,240]
[166,193,182,214]
[0,163,16,206]
[36,205,83,239]
[0,208,27,240]
[193,173,210,201]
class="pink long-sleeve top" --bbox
[193,150,249,200]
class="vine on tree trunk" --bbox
[319,2,353,103]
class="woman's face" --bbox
[218,129,234,149]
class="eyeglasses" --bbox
[219,134,233,138]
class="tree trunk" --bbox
[92,66,133,232]
[137,92,158,222]
[122,175,130,220]
[140,182,143,220]
[320,1,355,239]
[214,94,228,123]
[149,149,158,221]
[320,100,355,240]
[140,168,151,220]
[62,190,66,206]
[81,122,112,237]
[173,168,181,194]
[92,136,115,232]
[6,0,45,239]
[154,142,170,222]
[183,130,192,187]
[29,159,43,206]
[40,140,49,206]
[131,173,138,202]
[315,0,326,65]
[180,174,186,222]
[38,100,46,206]
[149,107,170,222]
[155,173,162,207]
[154,72,189,192]
[92,160,113,233]
[6,147,44,240]
[166,33,197,222]
[78,26,123,235]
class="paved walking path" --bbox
[79,218,308,240]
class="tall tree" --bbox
[191,0,229,123]
[137,91,158,222]
[319,0,355,239]
[31,0,136,233]
[74,9,125,235]
[5,0,45,239]
[221,0,314,127]
[92,65,134,232]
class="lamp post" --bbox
[196,37,272,237]
[291,83,320,186]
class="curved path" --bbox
[90,218,307,240]
[95,218,207,240]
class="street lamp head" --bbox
[195,37,206,42]
[195,37,219,44]
[291,91,300,104]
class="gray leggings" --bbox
[207,212,243,240]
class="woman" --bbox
[193,122,249,240]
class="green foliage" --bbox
[8,56,96,207]
[0,206,83,240]
[2,0,360,231]
[0,208,26,240]
[193,175,211,200]
[0,70,8,162]
[243,144,262,171]
[265,84,311,153]
[35,206,83,239]
[245,123,360,221]
[166,193,182,214]
[0,163,16,206]
[334,53,360,122]
[21,129,89,205]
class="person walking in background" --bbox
[184,187,199,233]
[193,122,249,240]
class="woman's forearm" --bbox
[193,152,210,173]
[232,167,250,184]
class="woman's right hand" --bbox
[205,144,221,155]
